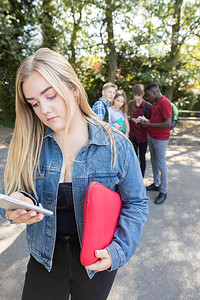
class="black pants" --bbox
[22,237,117,300]
[130,137,147,177]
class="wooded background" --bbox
[0,0,200,125]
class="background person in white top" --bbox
[109,90,130,137]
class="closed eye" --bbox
[29,101,39,108]
[32,103,39,108]
[47,94,57,100]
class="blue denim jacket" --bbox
[0,122,148,279]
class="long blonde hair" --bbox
[4,48,115,196]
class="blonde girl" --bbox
[0,48,148,300]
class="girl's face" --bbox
[22,71,77,136]
[113,95,125,110]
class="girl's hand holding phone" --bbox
[115,123,123,130]
[6,192,44,224]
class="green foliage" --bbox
[0,0,36,123]
[37,0,61,50]
[114,0,200,106]
[73,57,105,105]
[173,88,198,111]
[0,0,200,126]
[192,95,200,111]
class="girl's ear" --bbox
[73,87,78,99]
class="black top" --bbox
[56,182,78,238]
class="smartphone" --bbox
[137,116,148,121]
[0,194,53,216]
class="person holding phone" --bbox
[0,48,148,300]
[109,90,130,137]
[141,83,172,204]
[128,84,152,178]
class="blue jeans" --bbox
[148,136,169,194]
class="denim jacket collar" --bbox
[43,120,109,146]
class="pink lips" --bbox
[47,116,58,122]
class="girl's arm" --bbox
[106,140,149,271]
[124,116,130,137]
[86,139,149,272]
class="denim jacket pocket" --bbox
[88,173,120,190]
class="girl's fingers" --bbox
[6,208,44,224]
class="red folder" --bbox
[80,181,122,266]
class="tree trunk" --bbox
[168,0,183,61]
[69,5,82,64]
[105,1,117,83]
[165,0,183,100]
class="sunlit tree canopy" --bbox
[0,0,199,123]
